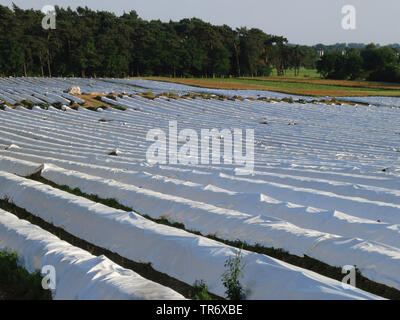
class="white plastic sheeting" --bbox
[7,152,397,248]
[0,208,185,300]
[0,170,381,300]
[0,155,42,177]
[0,78,399,299]
[37,164,400,291]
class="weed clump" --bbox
[167,92,179,99]
[20,99,35,109]
[221,248,246,300]
[141,91,156,100]
[106,94,117,100]
[282,97,294,103]
[192,280,213,300]
[107,150,118,156]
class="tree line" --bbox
[1,4,399,82]
[0,5,316,78]
[317,44,400,82]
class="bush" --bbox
[0,250,52,300]
[221,248,246,300]
[367,65,400,83]
[259,64,273,77]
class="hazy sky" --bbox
[2,0,399,45]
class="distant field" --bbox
[269,68,321,79]
[144,70,400,97]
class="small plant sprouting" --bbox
[221,248,246,300]
[193,280,213,300]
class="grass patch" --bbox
[268,68,321,79]
[0,250,52,300]
[108,104,127,111]
[77,94,126,111]
[27,173,400,300]
[160,92,180,99]
[142,76,400,97]
[140,91,157,100]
